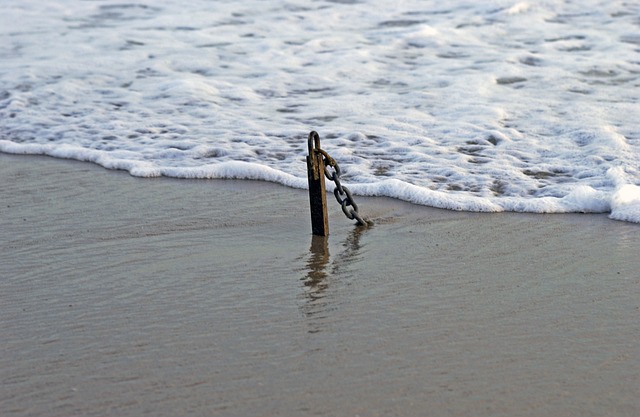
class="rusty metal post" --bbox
[307,131,329,236]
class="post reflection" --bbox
[302,235,330,302]
[300,225,369,333]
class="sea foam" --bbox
[1,0,639,222]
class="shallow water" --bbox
[1,155,638,416]
[1,0,639,220]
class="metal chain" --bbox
[317,149,367,226]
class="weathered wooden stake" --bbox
[307,131,329,236]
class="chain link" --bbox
[319,150,367,226]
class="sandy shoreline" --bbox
[1,153,639,417]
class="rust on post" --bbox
[307,131,329,236]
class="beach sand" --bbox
[1,153,639,417]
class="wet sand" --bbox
[1,153,639,417]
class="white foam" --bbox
[610,185,640,223]
[1,0,638,222]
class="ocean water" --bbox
[1,0,639,222]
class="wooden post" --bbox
[307,131,329,236]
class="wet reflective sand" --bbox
[1,154,639,416]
